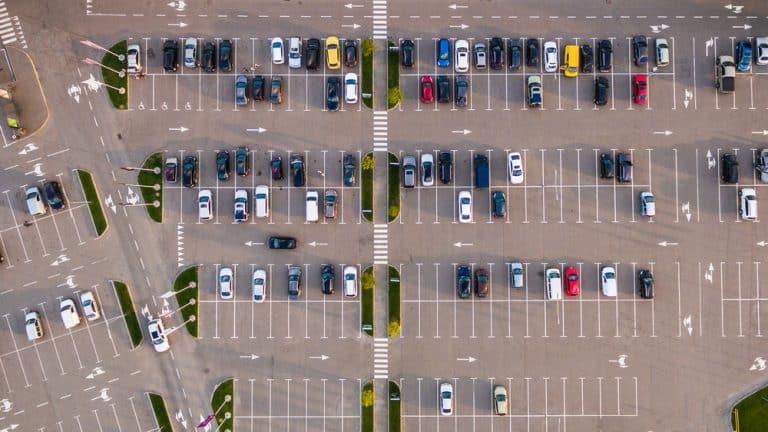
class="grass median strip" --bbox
[387,41,402,109]
[211,378,234,432]
[112,280,142,348]
[732,384,768,431]
[101,40,128,110]
[148,393,173,432]
[137,152,163,223]
[361,381,374,432]
[77,169,108,237]
[388,265,400,337]
[361,152,374,222]
[173,266,199,337]
[387,152,400,222]
[361,266,374,336]
[362,38,374,109]
[389,381,401,432]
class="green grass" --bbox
[137,152,163,223]
[361,152,374,222]
[387,41,401,109]
[148,393,173,432]
[77,169,108,237]
[389,381,401,432]
[101,40,128,110]
[361,38,374,109]
[733,385,768,432]
[361,266,374,336]
[387,152,400,222]
[361,381,374,432]
[112,281,143,348]
[211,379,234,432]
[173,266,199,337]
[387,266,400,337]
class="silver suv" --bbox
[403,155,417,188]
[288,266,302,299]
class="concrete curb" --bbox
[6,46,51,143]
[74,168,110,239]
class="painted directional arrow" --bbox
[449,24,469,30]
[453,242,474,248]
[345,3,364,8]
[457,356,476,363]
[725,4,744,13]
[751,130,768,135]
[658,241,679,247]
[244,241,264,247]
[449,3,468,9]
[706,150,716,169]
[309,354,330,360]
[239,354,260,360]
[0,424,19,432]
[732,24,752,30]
[757,241,767,247]
[308,241,328,247]
[451,129,471,135]
[652,130,673,136]
[168,22,188,28]
[86,366,106,379]
[245,127,267,133]
[17,143,38,155]
[341,23,361,29]
[168,126,189,132]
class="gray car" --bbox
[324,189,338,220]
[403,155,417,188]
[288,266,302,299]
[509,262,524,288]
[235,75,249,106]
[756,149,768,183]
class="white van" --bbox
[288,37,302,68]
[198,189,213,221]
[545,268,562,300]
[60,298,81,329]
[740,188,758,221]
[25,186,47,216]
[25,311,43,341]
[254,185,270,218]
[305,190,319,222]
[343,265,358,297]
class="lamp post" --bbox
[80,40,125,62]
[81,75,125,95]
[120,166,162,174]
[82,57,125,78]
[118,201,160,208]
[160,281,197,300]
[163,313,196,337]
[118,182,161,191]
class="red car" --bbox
[564,266,580,296]
[632,74,647,105]
[420,75,434,104]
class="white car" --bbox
[254,185,270,218]
[148,319,170,352]
[601,266,617,297]
[639,191,655,217]
[60,298,81,329]
[344,72,358,104]
[79,290,101,321]
[455,39,469,73]
[545,268,562,300]
[271,37,285,64]
[421,153,434,186]
[755,37,768,66]
[127,43,142,74]
[288,37,302,68]
[252,269,267,303]
[343,265,358,297]
[439,382,453,416]
[219,267,233,299]
[25,186,47,216]
[508,152,524,184]
[458,190,472,223]
[198,189,213,221]
[25,311,43,341]
[184,37,198,68]
[544,41,558,72]
[740,187,758,220]
[234,189,248,222]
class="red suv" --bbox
[420,75,434,104]
[632,74,647,105]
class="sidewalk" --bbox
[0,46,49,145]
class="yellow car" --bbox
[326,36,341,70]
[560,44,579,77]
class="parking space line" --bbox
[231,263,238,339]
[469,262,476,338]
[521,37,528,111]
[609,37,616,110]
[574,37,581,111]
[626,38,633,111]
[576,149,582,222]
[670,36,677,109]
[714,37,720,110]
[213,263,220,339]
[577,262,584,337]
[737,261,744,337]
[434,262,440,338]
[94,284,119,357]
[415,263,422,338]
[540,149,546,223]
[611,149,618,223]
[109,403,123,432]
[37,304,66,374]
[631,262,638,337]
[128,396,142,432]
[729,37,737,110]
[556,37,562,110]
[629,149,636,222]
[558,149,564,223]
[595,262,602,337]
[267,264,274,339]
[3,314,30,387]
[3,190,30,262]
[524,262,530,337]
[488,262,494,338]
[452,263,458,338]
[56,173,85,245]
[486,149,493,223]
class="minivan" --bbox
[721,153,739,184]
[60,298,81,329]
[254,185,269,218]
[25,311,43,341]
[343,265,358,297]
[739,188,758,220]
[560,44,579,77]
[305,190,319,222]
[545,268,562,300]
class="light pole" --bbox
[160,298,196,319]
[82,58,125,77]
[160,281,197,300]
[118,201,160,208]
[118,182,161,191]
[214,394,232,432]
[81,75,125,95]
[164,314,196,337]
[80,40,125,61]
[120,166,162,174]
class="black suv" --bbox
[489,37,504,69]
[632,35,648,66]
[290,154,306,187]
[344,39,358,67]
[268,236,296,249]
[581,44,593,73]
[43,181,65,210]
[721,153,739,184]
[401,39,414,67]
[436,75,450,103]
[163,40,179,72]
[616,152,633,183]
[507,39,522,70]
[598,39,612,72]
[202,41,216,72]
[637,269,654,299]
[457,265,472,299]
[526,39,539,67]
[439,151,453,184]
[343,154,356,186]
[594,77,609,106]
[306,38,321,70]
[216,150,230,181]
[219,39,232,72]
[182,155,198,188]
[600,153,614,179]
[252,75,265,101]
[321,264,335,294]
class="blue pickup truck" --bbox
[474,154,489,189]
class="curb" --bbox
[74,168,110,239]
[6,46,51,143]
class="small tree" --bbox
[361,154,375,171]
[388,320,400,337]
[388,87,402,109]
[361,386,374,407]
[362,268,375,290]
[362,39,376,57]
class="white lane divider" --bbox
[373,337,389,379]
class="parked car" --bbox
[219,39,233,71]
[43,180,65,210]
[306,38,321,70]
[182,155,198,187]
[509,262,524,288]
[402,155,417,188]
[270,77,283,104]
[25,186,46,216]
[601,266,617,297]
[321,264,335,295]
[344,39,358,67]
[639,191,656,217]
[271,37,284,64]
[455,39,469,72]
[721,153,739,184]
[456,265,471,299]
[79,291,100,321]
[616,152,633,183]
[474,42,487,69]
[475,268,489,297]
[219,267,233,299]
[655,38,670,67]
[288,37,302,68]
[60,298,81,329]
[474,154,489,188]
[148,318,170,352]
[755,36,768,66]
[288,266,302,299]
[439,382,453,416]
[271,155,284,180]
[594,76,609,106]
[546,268,562,300]
[165,157,178,182]
[421,153,434,186]
[632,35,648,66]
[25,311,43,341]
[437,75,450,103]
[561,44,579,77]
[401,39,414,67]
[564,266,580,296]
[252,269,267,302]
[201,41,216,72]
[736,39,752,72]
[526,38,539,67]
[127,43,142,74]
[458,191,472,223]
[632,74,647,105]
[252,75,265,101]
[597,39,612,72]
[326,76,340,111]
[493,385,508,416]
[268,236,297,249]
[489,37,503,69]
[420,75,434,104]
[437,38,451,68]
[508,152,524,184]
[235,75,249,106]
[492,190,506,218]
[216,150,230,181]
[739,187,758,220]
[716,55,736,93]
[254,185,269,218]
[233,189,248,222]
[197,189,213,221]
[507,39,522,70]
[326,36,341,69]
[304,190,319,224]
[343,265,358,297]
[581,43,593,72]
[184,37,197,68]
[235,147,249,176]
[343,154,357,186]
[755,149,768,183]
[439,151,453,184]
[543,41,558,72]
[527,75,542,107]
[637,269,654,299]
[290,154,306,187]
[455,75,468,107]
[600,153,614,179]
[163,40,179,72]
[345,72,358,104]
[324,189,338,220]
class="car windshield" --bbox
[200,196,209,203]
[439,46,449,60]
[605,272,615,279]
[221,275,230,282]
[424,163,432,176]
[83,299,92,307]
[441,391,451,398]
[460,197,470,205]
[477,275,488,283]
[254,278,264,285]
[645,195,655,202]
[548,273,559,279]
[568,274,578,281]
[272,41,280,48]
[272,159,281,167]
[345,274,355,281]
[513,268,522,275]
[495,394,506,401]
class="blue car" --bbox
[437,38,450,68]
[736,39,752,72]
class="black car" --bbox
[235,147,249,176]
[439,151,452,184]
[270,77,283,104]
[600,153,614,179]
[165,158,178,182]
[598,39,612,72]
[455,75,468,107]
[343,154,356,186]
[526,39,539,67]
[326,77,340,111]
[182,155,198,188]
[489,37,504,70]
[594,76,609,106]
[216,150,230,181]
[401,39,414,67]
[321,264,335,294]
[163,40,179,72]
[580,44,593,73]
[344,39,358,67]
[252,75,265,101]
[268,236,297,250]
[290,154,306,187]
[43,181,65,210]
[202,41,216,72]
[616,152,633,183]
[721,153,739,184]
[306,38,321,70]
[271,155,284,180]
[436,75,450,103]
[507,40,522,70]
[637,269,654,299]
[457,265,471,299]
[632,35,648,66]
[492,190,506,218]
[219,39,232,72]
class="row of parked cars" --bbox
[24,181,66,216]
[720,151,767,221]
[216,264,359,301]
[24,291,101,341]
[232,73,359,108]
[166,151,357,188]
[196,187,344,223]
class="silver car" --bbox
[235,75,249,106]
[509,262,524,288]
[756,149,768,183]
[403,155,417,188]
[324,189,338,220]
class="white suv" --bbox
[601,266,617,297]
[454,39,469,72]
[439,382,453,416]
[544,41,558,72]
[740,188,758,220]
[184,37,198,68]
[198,189,213,221]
